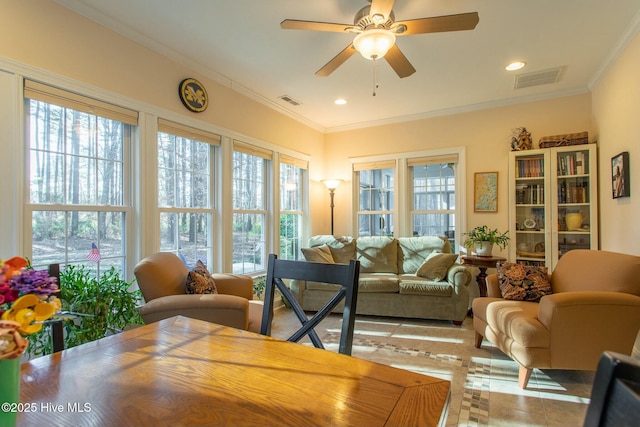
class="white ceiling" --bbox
[54,0,640,132]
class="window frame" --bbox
[350,148,466,242]
[23,91,135,274]
[278,156,308,261]
[156,120,220,268]
[231,141,272,275]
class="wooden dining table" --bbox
[17,316,450,427]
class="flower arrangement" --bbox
[0,257,60,360]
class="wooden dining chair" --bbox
[260,253,360,355]
[48,263,65,353]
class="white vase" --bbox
[474,241,494,256]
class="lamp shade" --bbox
[353,29,396,60]
[322,179,343,190]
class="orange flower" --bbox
[1,256,28,279]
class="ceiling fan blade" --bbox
[395,12,479,35]
[384,45,416,78]
[315,44,358,77]
[281,19,353,33]
[370,0,395,20]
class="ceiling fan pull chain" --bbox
[372,57,379,96]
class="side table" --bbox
[461,255,506,297]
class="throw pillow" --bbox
[416,252,459,281]
[301,245,335,264]
[328,240,357,264]
[497,261,552,302]
[185,260,218,294]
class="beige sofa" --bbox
[290,235,473,324]
[473,249,640,388]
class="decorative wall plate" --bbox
[178,78,208,112]
[523,218,537,229]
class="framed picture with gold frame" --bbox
[474,172,498,212]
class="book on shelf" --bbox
[517,158,544,178]
[557,151,587,176]
[516,183,544,204]
[558,182,587,203]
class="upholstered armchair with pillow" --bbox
[473,249,640,388]
[133,252,263,332]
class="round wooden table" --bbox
[461,255,506,297]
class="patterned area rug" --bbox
[271,310,593,427]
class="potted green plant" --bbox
[463,225,510,256]
[25,265,144,357]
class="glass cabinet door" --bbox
[512,150,548,267]
[551,146,596,264]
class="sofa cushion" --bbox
[399,279,453,297]
[328,240,357,264]
[416,252,459,281]
[309,235,357,264]
[185,260,218,294]
[301,245,334,263]
[474,298,550,348]
[356,236,398,274]
[398,236,451,274]
[497,262,552,302]
[358,274,400,292]
[306,274,399,293]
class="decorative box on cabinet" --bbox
[509,144,598,272]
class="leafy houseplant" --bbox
[25,264,144,357]
[463,225,510,256]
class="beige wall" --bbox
[326,95,593,243]
[592,32,640,255]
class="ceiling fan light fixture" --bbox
[353,29,396,60]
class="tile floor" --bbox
[269,308,594,427]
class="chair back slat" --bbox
[260,254,360,355]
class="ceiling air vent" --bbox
[514,67,565,89]
[278,95,302,106]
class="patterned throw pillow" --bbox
[185,260,218,294]
[497,261,552,302]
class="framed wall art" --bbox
[474,171,498,212]
[611,151,630,198]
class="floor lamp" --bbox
[322,179,342,235]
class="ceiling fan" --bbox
[281,0,479,78]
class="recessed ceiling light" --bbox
[506,61,526,71]
[334,98,347,105]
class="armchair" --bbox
[133,252,262,333]
[473,250,640,388]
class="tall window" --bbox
[232,141,271,274]
[24,80,137,274]
[157,120,218,267]
[279,156,307,260]
[355,162,395,236]
[410,156,458,250]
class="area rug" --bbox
[271,310,594,427]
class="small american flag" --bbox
[86,243,101,263]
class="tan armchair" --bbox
[473,249,640,388]
[133,252,263,333]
